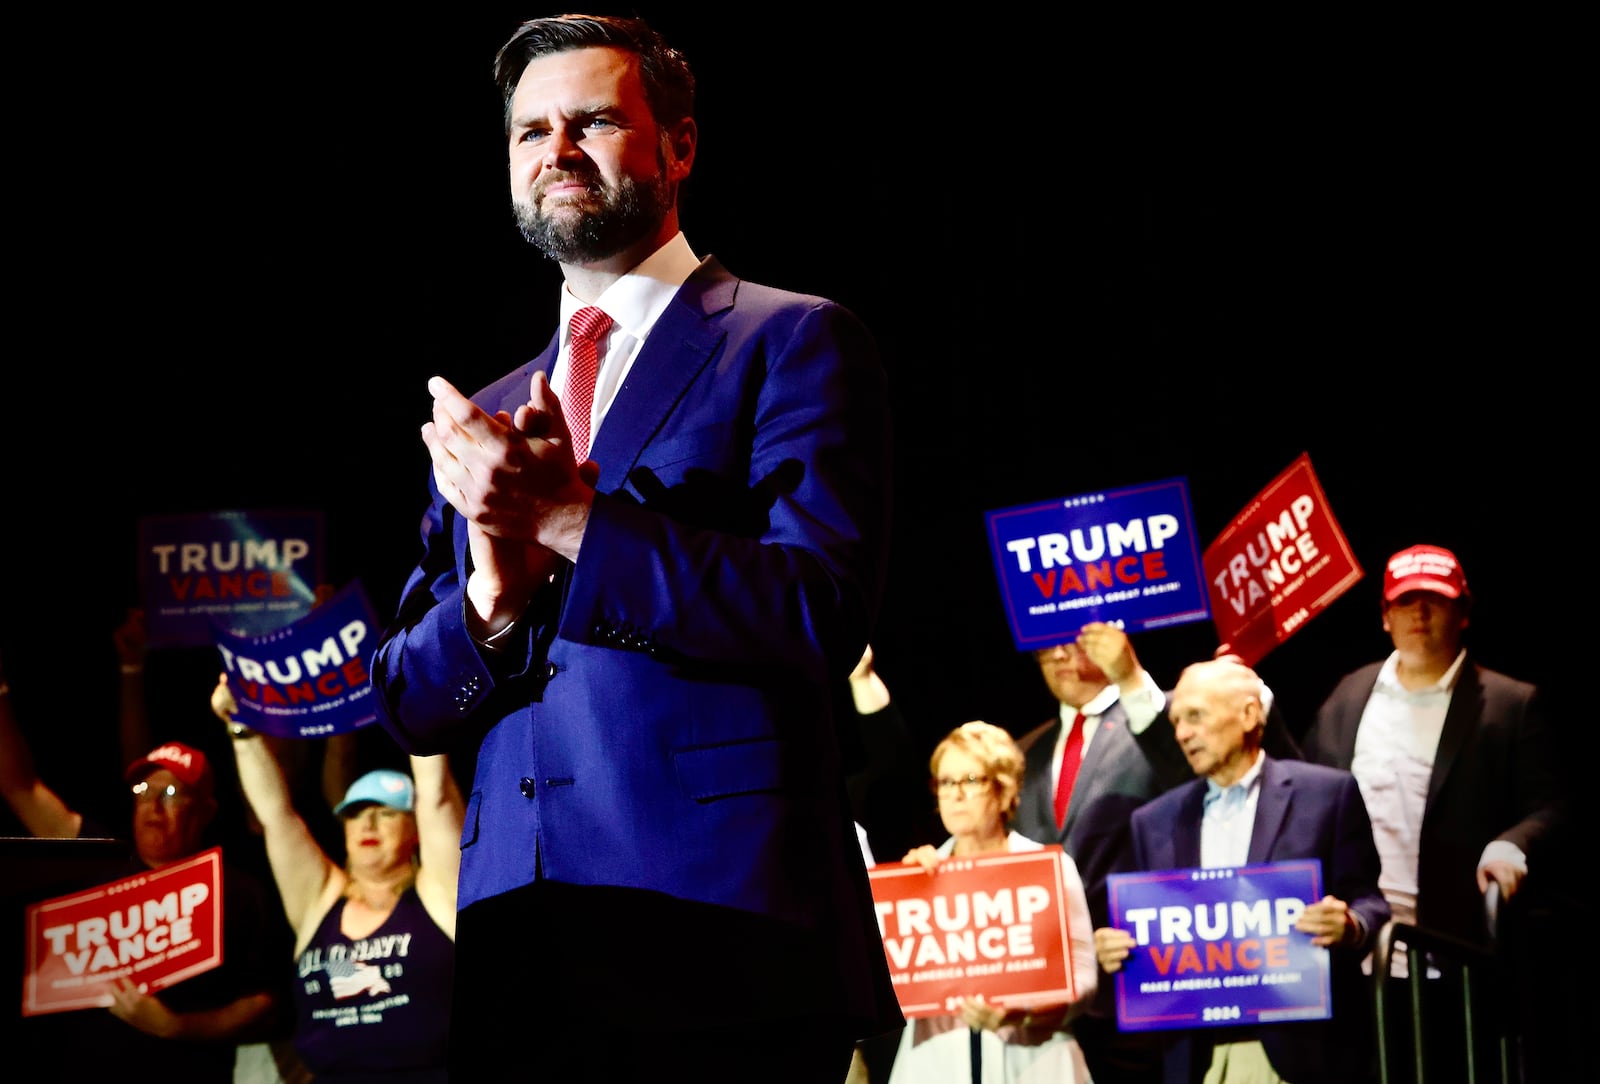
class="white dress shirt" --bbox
[1048,671,1165,804]
[553,231,701,441]
[1348,649,1466,920]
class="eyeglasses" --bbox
[131,781,195,810]
[931,774,993,798]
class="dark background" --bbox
[2,11,1585,843]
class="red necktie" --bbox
[564,306,612,463]
[1054,711,1086,830]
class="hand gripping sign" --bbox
[24,848,224,1016]
[1106,860,1332,1032]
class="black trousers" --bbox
[1075,1010,1165,1084]
[449,881,859,1084]
[450,1019,854,1083]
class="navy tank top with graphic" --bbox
[293,886,454,1083]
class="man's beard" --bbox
[514,167,673,263]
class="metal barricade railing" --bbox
[1372,883,1517,1084]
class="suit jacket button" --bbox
[545,661,558,679]
[519,777,536,798]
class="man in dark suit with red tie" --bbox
[1015,622,1303,1083]
[368,14,900,1083]
[1015,622,1190,1082]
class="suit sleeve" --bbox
[1262,696,1304,760]
[1300,667,1375,769]
[368,471,561,755]
[1500,683,1565,857]
[1328,771,1391,952]
[1059,852,1099,1019]
[1140,694,1195,793]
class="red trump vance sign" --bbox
[868,847,1078,1018]
[23,847,224,1016]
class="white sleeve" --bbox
[1121,670,1167,735]
[856,821,875,866]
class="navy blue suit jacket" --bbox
[1126,756,1389,1084]
[369,256,900,1034]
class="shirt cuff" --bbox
[1122,671,1166,734]
[1480,839,1527,873]
[469,615,521,654]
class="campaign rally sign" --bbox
[1105,860,1331,1032]
[985,477,1210,650]
[868,848,1078,1018]
[214,580,381,739]
[23,847,224,1016]
[1203,453,1364,666]
[139,509,325,648]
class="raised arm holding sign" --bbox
[214,673,464,1081]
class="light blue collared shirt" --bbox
[1200,750,1265,868]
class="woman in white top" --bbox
[888,721,1098,1084]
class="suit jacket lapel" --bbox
[482,338,558,418]
[1023,721,1063,841]
[1247,757,1292,864]
[1063,703,1126,832]
[1323,670,1377,765]
[1427,660,1481,815]
[1170,784,1206,866]
[588,257,733,487]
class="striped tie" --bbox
[1054,712,1086,830]
[565,306,612,462]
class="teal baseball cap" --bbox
[333,769,416,817]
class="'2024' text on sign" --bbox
[1106,860,1332,1032]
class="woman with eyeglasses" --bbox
[886,721,1098,1084]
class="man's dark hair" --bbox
[493,14,696,136]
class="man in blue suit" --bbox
[1094,659,1389,1083]
[369,14,900,1082]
